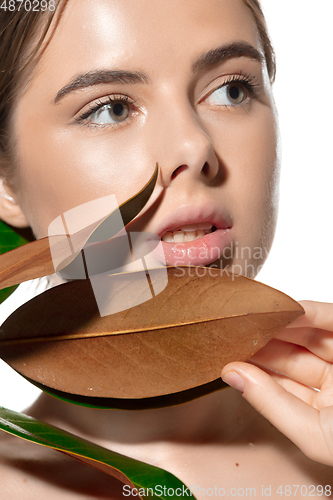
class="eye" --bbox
[76,96,133,126]
[87,100,130,125]
[203,73,260,108]
[207,83,247,106]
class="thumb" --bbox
[221,362,327,464]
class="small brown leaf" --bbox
[0,164,158,289]
[0,267,304,400]
[0,237,54,289]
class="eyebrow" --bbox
[54,42,263,104]
[54,70,149,103]
[192,42,264,73]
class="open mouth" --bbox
[147,202,234,266]
[154,223,232,267]
[161,223,216,243]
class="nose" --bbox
[153,101,220,187]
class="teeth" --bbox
[174,232,185,243]
[185,231,197,242]
[162,232,173,242]
[162,226,214,243]
[196,230,206,239]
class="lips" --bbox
[151,202,233,266]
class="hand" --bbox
[221,301,333,466]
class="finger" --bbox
[250,364,318,406]
[250,338,331,389]
[275,326,333,362]
[285,301,333,330]
[221,362,332,465]
[250,363,333,409]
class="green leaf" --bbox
[23,374,227,410]
[0,407,195,499]
[0,220,28,303]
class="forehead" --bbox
[37,0,260,80]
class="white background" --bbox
[257,0,333,302]
[0,0,332,411]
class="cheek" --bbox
[233,109,279,232]
[209,104,279,250]
[14,119,157,238]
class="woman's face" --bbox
[11,0,279,276]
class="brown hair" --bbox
[0,2,62,181]
[0,0,275,180]
[242,0,276,82]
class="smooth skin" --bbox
[3,0,279,274]
[0,0,332,497]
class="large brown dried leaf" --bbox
[0,267,304,399]
[0,164,158,289]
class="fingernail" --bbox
[222,371,245,393]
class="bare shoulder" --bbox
[0,430,124,499]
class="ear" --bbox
[0,179,29,228]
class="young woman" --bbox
[0,0,333,497]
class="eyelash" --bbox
[207,72,260,103]
[75,73,260,126]
[75,94,136,125]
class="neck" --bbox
[27,387,249,449]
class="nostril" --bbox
[201,162,210,175]
[171,164,188,180]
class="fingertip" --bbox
[221,362,260,393]
[221,370,245,393]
